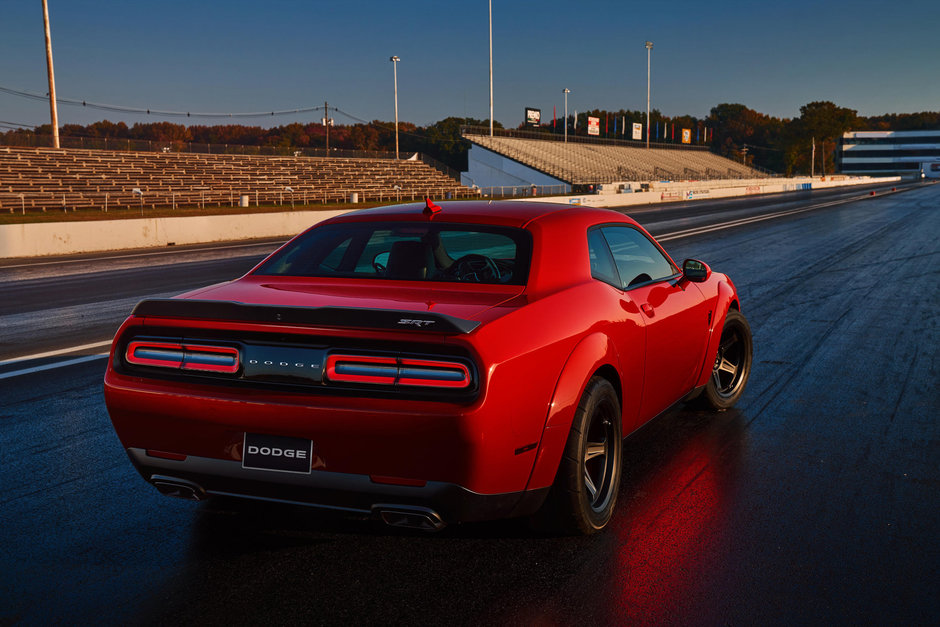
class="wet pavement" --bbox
[1,183,937,624]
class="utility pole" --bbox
[811,137,815,177]
[42,0,59,148]
[322,101,333,152]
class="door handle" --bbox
[641,303,654,317]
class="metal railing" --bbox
[1,184,479,215]
[0,133,403,160]
[461,125,711,151]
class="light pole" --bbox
[488,0,494,136]
[390,56,400,159]
[645,41,653,149]
[563,88,570,143]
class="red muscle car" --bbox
[104,200,752,534]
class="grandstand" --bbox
[462,128,770,190]
[0,146,474,212]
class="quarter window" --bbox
[600,226,677,289]
[587,228,620,287]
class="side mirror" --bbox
[682,258,711,283]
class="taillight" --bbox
[325,354,471,389]
[125,341,240,374]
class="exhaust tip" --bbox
[374,505,446,532]
[150,475,207,501]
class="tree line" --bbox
[2,103,937,176]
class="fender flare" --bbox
[524,332,620,491]
[693,277,739,388]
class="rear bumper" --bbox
[126,448,549,524]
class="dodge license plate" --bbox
[242,433,312,474]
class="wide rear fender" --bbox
[524,332,620,491]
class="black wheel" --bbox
[535,377,622,535]
[700,309,752,410]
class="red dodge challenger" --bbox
[104,200,752,534]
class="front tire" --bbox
[700,309,753,410]
[537,377,622,535]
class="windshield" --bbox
[254,221,532,285]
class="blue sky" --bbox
[1,0,937,130]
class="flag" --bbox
[574,110,578,129]
[605,113,609,136]
[622,116,625,136]
[671,123,675,140]
[656,122,660,140]
[553,105,556,129]
[614,116,618,136]
[697,126,700,143]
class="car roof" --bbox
[318,200,632,229]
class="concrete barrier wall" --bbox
[0,209,351,258]
[508,175,901,209]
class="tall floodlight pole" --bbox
[488,0,494,136]
[390,56,400,159]
[645,41,653,149]
[563,88,570,143]
[42,0,59,148]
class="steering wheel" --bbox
[452,254,502,282]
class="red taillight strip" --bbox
[125,341,239,374]
[325,354,471,389]
[125,341,184,368]
[181,344,240,373]
[325,354,398,385]
[398,358,471,388]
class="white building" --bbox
[838,130,940,178]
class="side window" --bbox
[587,228,620,287]
[600,226,677,289]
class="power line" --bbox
[0,85,326,119]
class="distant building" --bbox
[838,130,940,178]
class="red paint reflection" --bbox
[606,412,743,623]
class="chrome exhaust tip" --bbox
[150,475,207,501]
[374,505,446,531]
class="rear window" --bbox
[254,221,531,285]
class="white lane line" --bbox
[0,240,282,270]
[655,194,871,242]
[0,353,108,380]
[0,340,113,367]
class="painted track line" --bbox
[655,193,880,242]
[0,240,281,270]
[0,353,108,380]
[0,340,113,367]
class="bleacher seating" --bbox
[464,133,768,184]
[0,146,474,212]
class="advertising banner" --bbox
[632,122,642,140]
[682,128,692,144]
[525,108,541,127]
[588,116,600,136]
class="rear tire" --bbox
[699,309,752,410]
[535,376,622,535]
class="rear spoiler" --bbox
[131,299,481,334]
